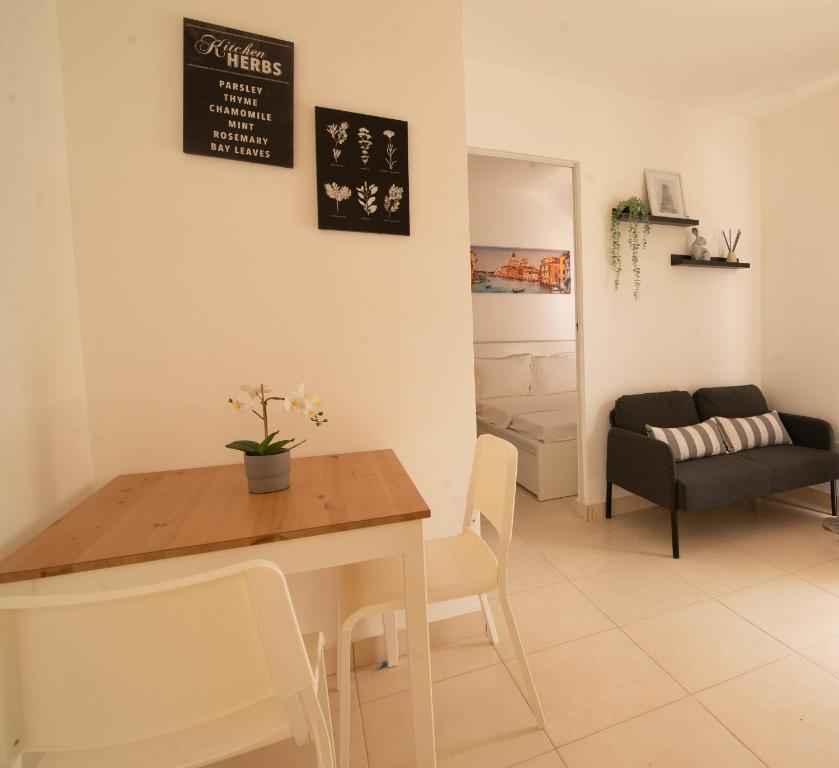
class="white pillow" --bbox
[474,355,532,399]
[531,353,576,395]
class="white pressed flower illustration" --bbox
[358,127,372,166]
[383,184,403,219]
[324,181,352,213]
[326,121,349,162]
[383,129,397,171]
[357,181,378,216]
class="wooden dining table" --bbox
[0,449,437,767]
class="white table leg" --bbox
[402,520,436,767]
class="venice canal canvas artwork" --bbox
[470,246,571,294]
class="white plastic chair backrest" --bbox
[463,434,518,557]
[0,560,312,759]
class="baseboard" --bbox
[586,492,658,521]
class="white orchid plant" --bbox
[226,383,327,456]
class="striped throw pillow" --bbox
[645,419,727,462]
[714,411,791,453]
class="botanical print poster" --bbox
[183,18,294,167]
[470,247,571,294]
[315,107,409,236]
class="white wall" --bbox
[468,154,575,343]
[762,86,839,447]
[464,59,763,505]
[56,0,475,543]
[0,0,94,556]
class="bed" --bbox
[474,350,578,501]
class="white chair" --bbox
[0,560,335,768]
[336,434,546,768]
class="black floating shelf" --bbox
[671,254,750,269]
[613,209,699,227]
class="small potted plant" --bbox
[227,383,327,493]
[610,196,651,300]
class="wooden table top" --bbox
[0,449,430,584]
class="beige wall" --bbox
[0,0,94,556]
[56,0,475,541]
[468,154,576,343]
[464,60,763,505]
[762,87,839,448]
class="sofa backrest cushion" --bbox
[613,390,698,435]
[693,385,768,420]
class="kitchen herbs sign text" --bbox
[183,18,294,168]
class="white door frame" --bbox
[466,147,588,516]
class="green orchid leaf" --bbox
[225,440,261,453]
[256,431,279,455]
[264,439,295,455]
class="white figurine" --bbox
[689,227,711,261]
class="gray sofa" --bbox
[606,384,839,558]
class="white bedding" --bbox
[476,392,577,429]
[510,409,577,443]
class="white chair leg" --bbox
[479,593,500,645]
[338,627,353,768]
[498,590,546,728]
[302,687,337,768]
[383,611,399,667]
[318,644,335,762]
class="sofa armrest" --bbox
[779,412,835,451]
[607,427,677,510]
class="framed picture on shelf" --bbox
[645,170,686,218]
[315,106,409,236]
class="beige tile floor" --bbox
[215,488,839,768]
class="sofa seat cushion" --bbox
[676,454,773,511]
[738,445,839,493]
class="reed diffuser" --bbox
[722,228,741,263]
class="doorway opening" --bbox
[467,149,586,516]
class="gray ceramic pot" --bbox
[244,451,290,493]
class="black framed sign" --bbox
[315,107,409,236]
[183,18,294,168]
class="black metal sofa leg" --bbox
[606,482,613,519]
[832,480,837,517]
[670,509,680,559]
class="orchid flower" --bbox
[228,393,254,413]
[283,383,307,413]
[241,384,270,399]
[226,381,328,456]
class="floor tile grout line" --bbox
[800,640,839,682]
[618,593,799,668]
[504,747,563,768]
[787,562,839,600]
[691,694,771,768]
[711,580,822,656]
[727,533,839,573]
[354,632,505,706]
[500,624,690,751]
[512,508,670,551]
[717,570,839,640]
[686,648,797,696]
[560,622,773,763]
[568,558,721,626]
[550,692,692,751]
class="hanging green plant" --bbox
[610,197,651,300]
